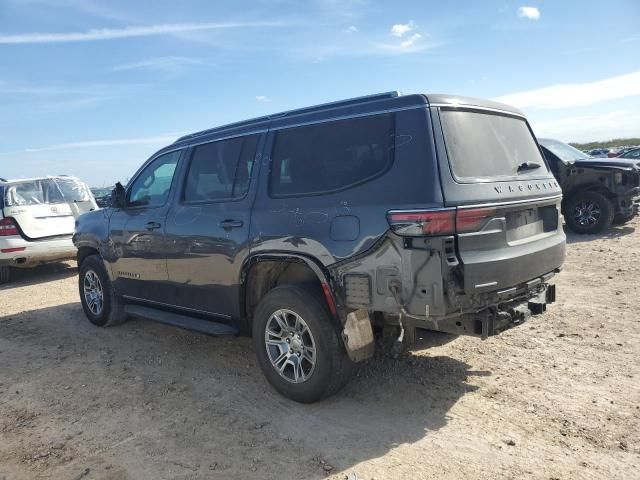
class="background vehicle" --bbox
[587,148,610,158]
[539,138,640,232]
[1,176,97,284]
[90,187,113,208]
[619,147,640,160]
[74,92,564,402]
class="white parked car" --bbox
[0,176,97,284]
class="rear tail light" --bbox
[455,207,496,233]
[387,209,455,236]
[0,217,19,236]
[387,207,496,236]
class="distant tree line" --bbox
[569,138,640,150]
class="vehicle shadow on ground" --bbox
[0,302,485,479]
[0,261,77,291]
[565,224,635,244]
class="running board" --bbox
[124,305,238,336]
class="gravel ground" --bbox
[0,219,639,480]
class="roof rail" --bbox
[175,91,400,144]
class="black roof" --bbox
[170,91,524,149]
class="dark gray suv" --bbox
[73,92,565,402]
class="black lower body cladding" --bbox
[332,231,563,340]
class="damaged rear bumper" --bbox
[412,282,556,339]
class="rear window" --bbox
[440,109,547,182]
[270,113,394,197]
[3,178,92,207]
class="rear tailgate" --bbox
[432,104,565,294]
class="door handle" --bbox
[219,219,243,229]
[144,221,161,231]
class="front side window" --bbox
[440,109,548,182]
[270,114,394,197]
[128,151,180,207]
[184,134,258,202]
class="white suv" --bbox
[0,176,97,284]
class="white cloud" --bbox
[531,111,640,143]
[518,6,540,20]
[0,134,183,155]
[255,95,271,102]
[343,25,359,33]
[376,32,433,54]
[391,22,413,37]
[400,33,422,48]
[0,21,284,44]
[494,71,640,109]
[110,56,205,73]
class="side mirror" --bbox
[111,182,126,208]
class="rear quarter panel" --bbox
[249,107,443,267]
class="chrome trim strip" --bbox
[429,103,525,118]
[457,194,563,209]
[121,295,232,319]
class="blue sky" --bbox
[1,0,639,186]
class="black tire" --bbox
[565,191,614,234]
[252,285,355,403]
[612,213,635,226]
[78,254,125,327]
[0,265,10,285]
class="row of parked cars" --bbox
[2,92,639,402]
[586,146,640,158]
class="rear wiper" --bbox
[517,161,542,173]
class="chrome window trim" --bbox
[388,194,563,213]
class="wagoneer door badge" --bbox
[117,271,140,279]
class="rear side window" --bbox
[184,134,259,202]
[4,181,45,206]
[270,113,394,197]
[440,109,548,182]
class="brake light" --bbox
[388,207,497,236]
[0,217,19,236]
[455,207,496,233]
[387,209,456,236]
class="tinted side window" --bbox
[270,114,394,197]
[128,150,180,207]
[184,134,259,202]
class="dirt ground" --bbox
[1,220,639,480]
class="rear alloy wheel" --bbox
[565,191,614,234]
[252,285,354,403]
[0,265,10,285]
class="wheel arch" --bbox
[77,245,100,266]
[239,253,340,336]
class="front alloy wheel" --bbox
[573,200,601,227]
[78,254,124,327]
[565,191,613,234]
[83,270,104,316]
